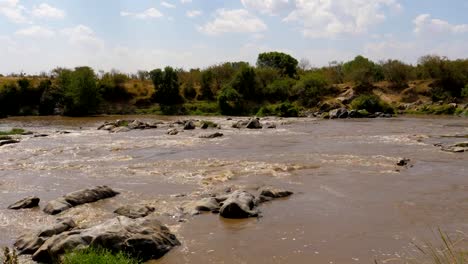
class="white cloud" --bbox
[31,3,65,19]
[0,0,28,23]
[241,0,290,15]
[15,25,55,37]
[181,0,192,3]
[161,1,176,8]
[198,9,267,35]
[283,0,402,38]
[61,25,104,50]
[186,9,202,18]
[120,8,163,19]
[413,14,468,35]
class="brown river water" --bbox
[0,115,467,263]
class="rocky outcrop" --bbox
[8,196,40,210]
[15,218,76,255]
[200,132,223,139]
[31,216,180,263]
[218,191,259,219]
[329,108,349,119]
[98,120,159,133]
[43,186,119,215]
[114,205,155,219]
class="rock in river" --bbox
[8,196,40,210]
[43,186,119,215]
[182,197,221,216]
[200,132,223,139]
[246,118,263,129]
[15,218,76,255]
[114,205,155,219]
[218,190,259,219]
[31,216,180,263]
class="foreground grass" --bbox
[62,247,140,264]
[0,128,25,136]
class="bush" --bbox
[462,84,468,98]
[263,78,296,101]
[292,72,330,107]
[62,247,139,264]
[61,67,101,116]
[257,102,300,117]
[350,94,394,114]
[218,86,244,115]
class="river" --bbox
[0,115,467,263]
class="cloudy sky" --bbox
[0,0,467,74]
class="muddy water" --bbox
[0,116,467,263]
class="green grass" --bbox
[0,128,25,136]
[62,247,140,264]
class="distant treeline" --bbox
[0,52,467,117]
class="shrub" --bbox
[218,86,244,115]
[462,84,468,98]
[62,247,139,264]
[292,72,330,107]
[263,78,296,101]
[257,102,300,117]
[350,94,394,114]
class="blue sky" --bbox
[0,0,467,74]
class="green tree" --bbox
[257,52,299,78]
[0,83,20,116]
[62,67,101,116]
[343,55,383,85]
[199,70,214,100]
[381,59,413,88]
[292,72,330,107]
[151,66,183,105]
[38,79,60,115]
[230,65,258,100]
[218,86,243,115]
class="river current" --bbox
[0,115,467,263]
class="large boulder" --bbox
[218,191,259,219]
[246,118,263,129]
[32,216,180,263]
[15,218,76,255]
[182,198,221,216]
[43,186,119,215]
[184,120,196,130]
[8,196,40,210]
[329,108,349,119]
[114,205,155,219]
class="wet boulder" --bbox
[246,118,262,129]
[15,218,76,255]
[232,120,249,129]
[43,186,119,215]
[182,198,221,216]
[259,187,293,200]
[0,139,19,147]
[32,216,180,263]
[184,120,196,130]
[114,205,155,219]
[218,191,259,219]
[167,128,179,135]
[329,108,349,119]
[200,132,223,139]
[8,196,40,210]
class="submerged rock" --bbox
[218,191,259,219]
[8,196,40,210]
[0,139,19,147]
[43,186,119,215]
[32,216,180,263]
[15,218,76,255]
[167,128,179,135]
[259,187,293,200]
[397,158,411,166]
[114,205,155,219]
[200,132,223,139]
